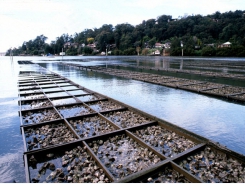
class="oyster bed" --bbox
[20,89,42,94]
[25,122,77,150]
[21,99,52,110]
[22,108,61,125]
[204,86,245,95]
[75,94,101,102]
[183,83,224,91]
[18,65,245,183]
[86,100,122,112]
[57,104,95,118]
[69,115,117,138]
[67,89,88,95]
[176,146,245,183]
[51,97,77,106]
[59,63,245,103]
[131,125,196,157]
[114,64,245,81]
[28,146,111,183]
[103,110,152,128]
[232,93,245,100]
[21,93,46,100]
[88,134,163,179]
[139,165,190,183]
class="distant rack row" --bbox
[58,62,245,103]
[112,64,245,80]
[18,61,245,183]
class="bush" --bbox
[170,47,182,56]
[83,46,93,55]
[201,46,216,56]
[141,48,149,55]
[112,49,123,55]
[33,50,38,55]
[216,47,232,57]
[123,48,136,55]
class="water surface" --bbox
[0,55,245,182]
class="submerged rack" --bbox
[113,64,245,81]
[18,61,245,183]
[59,62,245,103]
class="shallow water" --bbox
[0,55,245,182]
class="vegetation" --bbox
[6,10,245,57]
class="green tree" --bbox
[83,46,93,55]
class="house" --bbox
[87,43,96,49]
[64,42,72,48]
[155,43,163,48]
[218,42,232,48]
[154,50,160,55]
[163,42,171,49]
[64,42,79,49]
[151,50,161,56]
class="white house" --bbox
[218,42,232,48]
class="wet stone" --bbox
[104,110,152,128]
[21,93,46,100]
[69,116,117,139]
[139,166,190,183]
[25,123,77,151]
[57,105,94,118]
[131,125,196,157]
[22,109,61,125]
[177,146,245,183]
[205,86,245,95]
[184,83,224,91]
[87,100,122,112]
[29,146,111,183]
[21,100,52,110]
[89,134,162,179]
[232,93,245,100]
[20,89,42,94]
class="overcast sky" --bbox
[0,0,244,52]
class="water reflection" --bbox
[39,60,245,155]
[163,58,170,69]
[180,59,183,70]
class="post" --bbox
[181,41,183,57]
[62,48,63,61]
[10,48,13,62]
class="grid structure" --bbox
[59,62,245,103]
[18,62,245,183]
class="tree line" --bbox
[6,10,245,57]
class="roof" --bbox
[223,42,231,45]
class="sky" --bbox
[0,0,244,52]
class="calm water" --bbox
[1,55,245,182]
